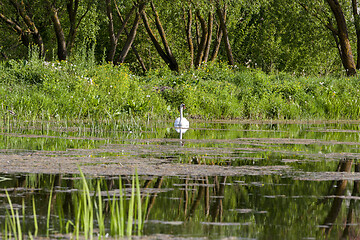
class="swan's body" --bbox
[174,104,189,129]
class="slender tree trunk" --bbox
[327,0,356,76]
[106,0,135,63]
[210,22,223,61]
[118,3,145,63]
[141,6,179,71]
[195,15,201,47]
[203,11,213,63]
[211,8,226,62]
[66,0,92,55]
[66,0,91,56]
[141,11,170,64]
[194,11,208,67]
[49,6,67,60]
[106,0,116,62]
[150,1,178,71]
[215,1,234,65]
[352,0,360,69]
[183,8,194,68]
[117,12,140,63]
[115,3,147,72]
[330,28,349,72]
[0,12,29,46]
[66,0,79,55]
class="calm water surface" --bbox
[1,120,360,239]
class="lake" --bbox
[1,120,360,239]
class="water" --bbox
[1,120,360,239]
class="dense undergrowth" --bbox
[1,53,360,121]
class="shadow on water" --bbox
[1,120,360,238]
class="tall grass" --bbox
[1,55,360,121]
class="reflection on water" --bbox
[175,127,187,146]
[1,120,360,238]
[1,169,360,239]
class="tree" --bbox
[183,7,194,67]
[234,0,340,74]
[300,0,357,76]
[351,0,360,69]
[106,0,134,63]
[182,0,231,68]
[0,0,45,57]
[215,0,234,65]
[326,0,356,76]
[117,1,146,64]
[44,0,93,60]
[140,0,179,71]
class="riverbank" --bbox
[1,56,360,122]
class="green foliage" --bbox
[0,0,352,74]
[1,58,360,121]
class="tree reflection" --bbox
[3,159,360,239]
[320,158,360,239]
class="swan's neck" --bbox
[180,107,183,121]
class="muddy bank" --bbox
[0,149,290,176]
[1,134,359,177]
[2,120,360,177]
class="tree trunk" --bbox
[141,11,170,64]
[203,11,214,63]
[106,0,135,63]
[210,22,223,61]
[66,0,79,55]
[141,6,179,71]
[115,3,147,72]
[183,8,194,68]
[211,9,226,61]
[150,1,178,71]
[117,3,145,63]
[0,12,29,46]
[68,0,92,56]
[49,6,68,61]
[351,0,360,69]
[106,0,117,62]
[327,0,356,76]
[67,0,91,56]
[194,11,208,67]
[8,0,45,57]
[215,2,234,65]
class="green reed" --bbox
[2,169,147,239]
[4,190,22,240]
[107,169,148,237]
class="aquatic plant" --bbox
[1,169,147,239]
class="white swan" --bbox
[174,103,189,130]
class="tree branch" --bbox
[298,1,338,35]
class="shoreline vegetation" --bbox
[1,53,360,122]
